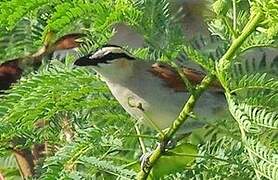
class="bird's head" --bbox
[74,45,135,82]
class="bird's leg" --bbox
[140,150,154,172]
[140,141,168,172]
[140,133,188,171]
[127,96,191,170]
[139,140,173,172]
[140,132,192,171]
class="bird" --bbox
[0,33,84,178]
[0,58,23,91]
[0,33,84,92]
[74,45,228,133]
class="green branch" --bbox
[217,11,263,86]
[137,9,264,180]
[136,75,215,180]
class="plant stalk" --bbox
[136,75,215,179]
[137,10,263,180]
[217,11,263,85]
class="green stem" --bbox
[164,75,215,140]
[135,124,147,154]
[136,75,215,180]
[137,10,264,180]
[232,0,237,35]
[171,62,195,94]
[217,12,263,86]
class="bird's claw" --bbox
[139,140,176,171]
[140,151,153,172]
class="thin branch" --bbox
[216,11,264,178]
[164,75,216,140]
[217,11,263,87]
[232,0,237,34]
[136,74,215,179]
[171,62,195,94]
[137,10,264,180]
[135,124,147,154]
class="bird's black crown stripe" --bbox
[94,52,135,62]
[101,44,122,48]
[74,52,135,66]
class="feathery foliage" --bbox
[0,0,277,179]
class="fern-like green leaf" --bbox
[246,138,278,180]
[230,73,278,93]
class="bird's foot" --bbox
[140,151,153,172]
[139,140,177,171]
